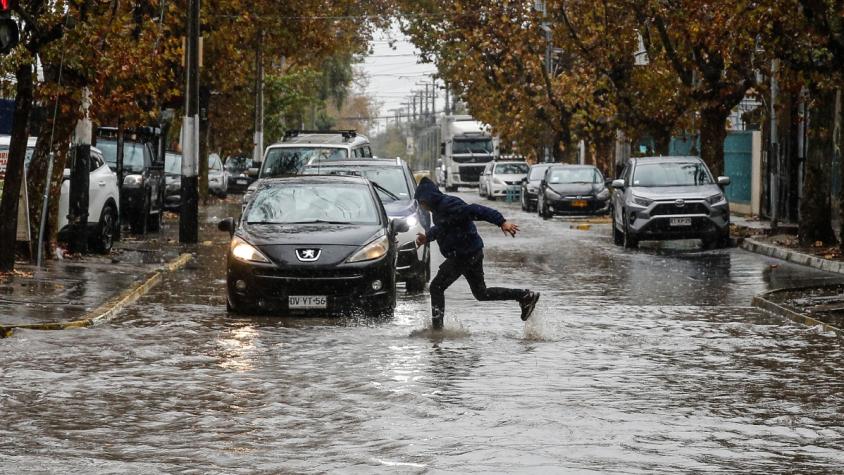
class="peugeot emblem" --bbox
[296,248,321,262]
[675,199,686,207]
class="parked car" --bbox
[520,163,552,212]
[163,152,182,211]
[610,156,731,249]
[242,130,372,207]
[219,175,408,316]
[1,137,117,252]
[97,137,164,234]
[479,161,529,200]
[537,165,611,219]
[57,147,120,253]
[225,156,254,193]
[208,153,227,197]
[302,157,432,292]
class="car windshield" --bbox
[209,155,222,171]
[303,166,410,201]
[453,139,492,154]
[98,140,146,173]
[225,156,252,173]
[262,147,348,177]
[632,162,713,187]
[245,184,379,225]
[165,153,181,174]
[548,168,601,184]
[529,166,549,179]
[495,163,528,174]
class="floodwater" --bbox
[1,194,843,473]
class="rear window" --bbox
[304,165,410,201]
[245,184,379,225]
[262,147,348,177]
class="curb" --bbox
[1,253,193,337]
[740,238,844,274]
[752,289,844,337]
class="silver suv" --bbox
[610,156,731,249]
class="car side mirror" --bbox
[605,178,614,187]
[218,217,235,236]
[247,167,259,178]
[391,218,409,234]
[611,179,626,190]
[717,176,731,186]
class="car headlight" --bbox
[347,235,389,263]
[230,237,270,263]
[596,189,610,200]
[707,193,725,205]
[632,195,653,207]
[123,175,143,187]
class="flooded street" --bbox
[2,193,843,473]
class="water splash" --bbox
[523,303,556,341]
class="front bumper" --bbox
[394,225,427,281]
[546,196,610,215]
[120,187,146,216]
[226,253,395,314]
[627,201,730,240]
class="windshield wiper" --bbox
[288,220,354,225]
[371,182,401,201]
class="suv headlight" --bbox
[230,237,270,263]
[632,195,653,207]
[596,189,610,200]
[706,193,725,205]
[347,235,389,263]
[123,174,143,187]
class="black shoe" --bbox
[432,317,444,330]
[520,291,540,321]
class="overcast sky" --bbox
[358,28,444,136]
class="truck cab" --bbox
[440,115,499,191]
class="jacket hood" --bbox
[414,177,444,207]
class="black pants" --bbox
[430,251,526,319]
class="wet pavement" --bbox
[1,192,843,473]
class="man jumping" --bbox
[414,177,540,330]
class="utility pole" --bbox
[253,29,264,166]
[444,81,451,115]
[68,88,92,254]
[431,82,437,123]
[180,0,200,244]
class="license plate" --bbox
[572,200,588,208]
[670,217,692,227]
[288,295,327,309]
[237,179,248,184]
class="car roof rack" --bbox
[283,130,357,141]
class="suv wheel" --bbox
[93,203,116,254]
[622,215,639,249]
[612,214,624,246]
[541,199,552,220]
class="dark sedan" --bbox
[520,163,552,212]
[537,165,611,219]
[219,176,408,317]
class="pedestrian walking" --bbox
[414,177,540,330]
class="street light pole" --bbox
[180,0,200,244]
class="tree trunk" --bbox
[0,64,34,272]
[652,127,672,156]
[800,88,837,246]
[699,108,728,176]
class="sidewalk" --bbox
[0,196,241,335]
[732,215,844,334]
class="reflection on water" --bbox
[1,198,843,472]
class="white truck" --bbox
[440,115,499,191]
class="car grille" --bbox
[252,269,364,296]
[651,202,709,216]
[458,165,485,183]
[505,180,521,186]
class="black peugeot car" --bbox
[219,176,409,316]
[537,164,611,219]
